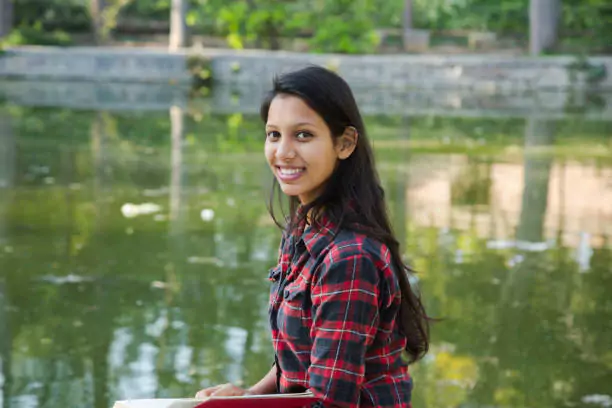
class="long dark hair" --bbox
[260,65,429,363]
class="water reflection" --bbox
[0,103,610,408]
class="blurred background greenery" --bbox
[0,1,611,408]
[1,0,611,54]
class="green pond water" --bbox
[0,95,611,408]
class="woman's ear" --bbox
[336,126,359,160]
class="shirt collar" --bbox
[292,204,338,256]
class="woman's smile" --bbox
[276,166,306,182]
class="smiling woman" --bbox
[264,93,357,205]
[195,66,430,408]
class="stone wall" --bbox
[0,46,610,119]
[207,49,612,92]
[0,46,191,83]
[0,46,610,91]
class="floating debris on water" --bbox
[507,254,525,267]
[516,241,550,252]
[151,281,169,289]
[576,232,593,273]
[39,274,94,284]
[582,394,612,407]
[121,202,162,218]
[200,208,215,222]
[487,239,553,252]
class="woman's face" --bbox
[264,94,356,204]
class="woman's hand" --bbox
[195,383,253,399]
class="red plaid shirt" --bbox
[268,209,413,408]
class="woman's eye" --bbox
[296,131,312,140]
[266,131,280,140]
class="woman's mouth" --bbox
[276,166,305,182]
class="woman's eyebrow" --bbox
[266,121,316,129]
[293,121,316,127]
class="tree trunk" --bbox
[530,0,561,55]
[403,0,412,31]
[90,0,107,44]
[0,0,13,38]
[169,0,187,50]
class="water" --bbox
[0,93,611,408]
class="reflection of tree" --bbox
[0,278,12,408]
[0,112,14,408]
[494,118,558,407]
[407,118,612,408]
[0,109,15,245]
[451,158,492,208]
[91,112,108,211]
[516,118,555,242]
[169,106,184,232]
[569,243,612,401]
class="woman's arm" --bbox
[195,364,277,397]
[248,363,278,395]
[308,252,381,408]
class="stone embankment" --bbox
[0,46,610,119]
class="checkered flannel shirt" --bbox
[268,209,413,408]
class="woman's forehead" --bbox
[267,95,325,127]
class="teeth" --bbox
[279,168,303,175]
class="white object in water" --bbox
[200,209,215,222]
[581,394,612,407]
[121,203,162,218]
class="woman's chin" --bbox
[279,185,303,197]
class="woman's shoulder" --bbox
[311,228,400,299]
[321,228,394,274]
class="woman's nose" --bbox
[276,137,295,160]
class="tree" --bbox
[530,0,561,54]
[403,0,412,31]
[169,0,187,49]
[90,0,106,43]
[0,0,12,38]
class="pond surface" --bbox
[0,93,611,408]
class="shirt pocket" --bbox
[278,280,312,343]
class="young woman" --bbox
[196,66,429,407]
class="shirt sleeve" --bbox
[308,252,381,408]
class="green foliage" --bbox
[14,0,91,31]
[99,0,136,41]
[7,0,612,53]
[2,23,72,46]
[186,54,213,96]
[306,0,380,54]
[213,0,304,50]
